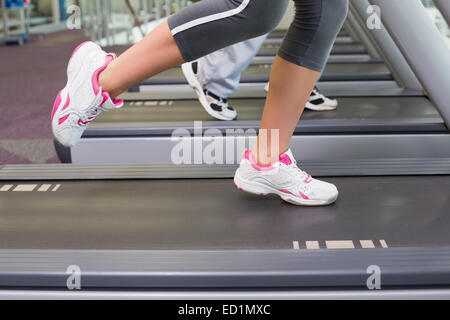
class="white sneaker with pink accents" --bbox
[234,149,339,206]
[51,41,124,147]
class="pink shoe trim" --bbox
[244,150,275,172]
[101,92,109,105]
[244,149,294,171]
[51,91,62,120]
[279,152,292,166]
[62,93,70,111]
[92,55,114,96]
[101,91,124,108]
[58,114,70,125]
[299,192,309,200]
[70,41,89,60]
[78,119,89,126]
[304,175,312,184]
[113,98,124,107]
[281,189,309,200]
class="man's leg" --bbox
[182,35,268,120]
[200,34,268,98]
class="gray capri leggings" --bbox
[168,0,349,72]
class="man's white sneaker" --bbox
[51,41,124,147]
[306,87,338,111]
[234,149,338,206]
[264,83,338,111]
[182,60,237,121]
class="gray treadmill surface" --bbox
[0,175,449,250]
[88,96,445,135]
[141,62,392,85]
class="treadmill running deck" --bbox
[0,175,450,250]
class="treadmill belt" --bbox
[1,175,450,250]
[142,62,392,85]
[92,97,445,134]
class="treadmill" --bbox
[1,164,450,298]
[63,95,450,175]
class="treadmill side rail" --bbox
[0,248,450,291]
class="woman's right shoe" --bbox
[182,61,238,121]
[51,41,124,147]
[234,149,339,206]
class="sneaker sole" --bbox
[305,101,338,111]
[234,169,338,206]
[181,62,237,121]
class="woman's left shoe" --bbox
[51,41,123,147]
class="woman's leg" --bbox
[254,57,320,165]
[52,0,288,147]
[99,0,289,99]
[99,22,183,99]
[253,0,349,165]
[234,0,349,206]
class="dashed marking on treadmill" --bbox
[0,184,61,192]
[38,184,52,192]
[292,240,389,250]
[0,185,13,192]
[13,185,37,192]
[128,100,173,107]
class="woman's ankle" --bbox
[251,145,280,167]
[98,62,120,99]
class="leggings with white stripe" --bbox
[168,0,349,72]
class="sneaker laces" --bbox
[215,98,229,109]
[87,106,101,120]
[78,104,103,126]
[311,87,323,98]
[291,158,311,182]
[205,89,231,110]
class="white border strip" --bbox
[171,0,251,35]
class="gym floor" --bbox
[0,30,127,165]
